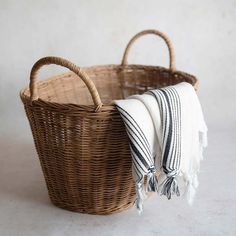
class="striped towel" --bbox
[114,82,207,214]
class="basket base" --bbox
[50,200,135,215]
[49,190,154,215]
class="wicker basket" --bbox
[20,29,198,215]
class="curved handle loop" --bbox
[121,29,176,71]
[29,56,103,111]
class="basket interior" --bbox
[22,65,197,105]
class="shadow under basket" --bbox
[20,29,198,215]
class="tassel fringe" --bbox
[146,165,158,192]
[135,197,143,215]
[147,173,158,192]
[160,176,180,200]
[135,180,147,215]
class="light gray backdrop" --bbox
[0,1,235,236]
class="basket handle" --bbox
[121,29,176,71]
[29,56,103,111]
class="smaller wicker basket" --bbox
[20,29,198,215]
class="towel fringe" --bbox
[135,197,143,215]
[160,176,180,199]
[147,172,158,192]
[135,180,147,214]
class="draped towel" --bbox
[113,82,207,214]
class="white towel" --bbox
[113,82,207,214]
[173,82,208,204]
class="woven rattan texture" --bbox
[20,30,198,215]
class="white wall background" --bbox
[0,0,236,134]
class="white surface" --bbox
[0,131,235,236]
[0,0,236,235]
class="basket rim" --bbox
[20,64,198,113]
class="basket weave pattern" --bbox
[20,30,197,214]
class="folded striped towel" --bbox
[113,82,207,214]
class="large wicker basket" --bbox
[20,29,198,215]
